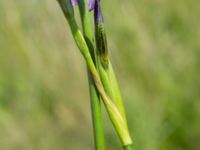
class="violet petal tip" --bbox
[88,0,95,11]
[71,0,78,6]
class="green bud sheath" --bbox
[93,0,133,148]
[94,0,109,69]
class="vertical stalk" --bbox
[57,0,132,148]
[124,145,133,150]
[78,1,105,150]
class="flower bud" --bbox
[94,0,108,69]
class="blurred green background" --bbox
[0,0,200,150]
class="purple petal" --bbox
[88,0,95,11]
[71,0,78,6]
[94,0,104,26]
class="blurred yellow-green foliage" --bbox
[0,0,200,150]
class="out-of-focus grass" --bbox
[0,0,200,150]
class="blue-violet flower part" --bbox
[88,0,95,11]
[71,0,78,6]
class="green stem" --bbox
[88,73,105,150]
[66,17,132,147]
[78,1,105,150]
[57,0,132,147]
[124,145,133,150]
